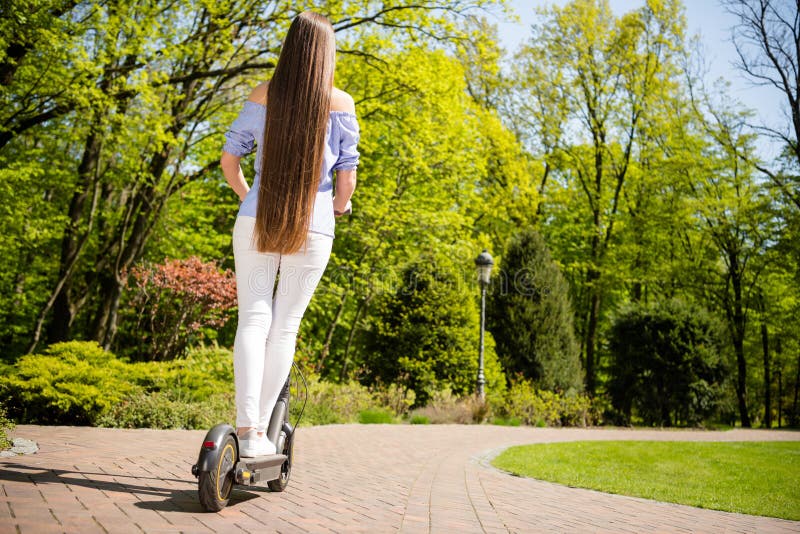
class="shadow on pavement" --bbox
[0,460,275,514]
[133,486,268,513]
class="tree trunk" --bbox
[584,268,601,396]
[90,180,163,347]
[729,252,751,427]
[535,161,551,216]
[584,184,602,395]
[90,272,120,349]
[45,132,102,344]
[583,131,605,396]
[761,320,771,428]
[793,350,799,427]
[90,153,167,345]
[318,293,347,374]
[340,296,370,382]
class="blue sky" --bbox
[496,0,785,158]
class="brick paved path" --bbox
[1,424,798,533]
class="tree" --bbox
[362,253,505,406]
[723,0,800,426]
[608,300,728,426]
[487,228,583,392]
[724,0,800,210]
[299,44,532,381]
[510,0,687,394]
[682,72,777,428]
[0,0,510,358]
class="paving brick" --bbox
[2,425,799,533]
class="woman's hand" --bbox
[333,199,352,217]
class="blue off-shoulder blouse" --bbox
[223,100,360,238]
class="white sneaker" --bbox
[238,430,277,458]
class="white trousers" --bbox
[232,216,333,430]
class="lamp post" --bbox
[475,249,494,401]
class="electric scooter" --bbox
[192,364,307,512]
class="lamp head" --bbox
[475,249,494,286]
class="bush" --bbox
[295,375,375,425]
[607,300,728,426]
[492,378,597,427]
[358,408,395,424]
[0,341,151,425]
[97,391,235,430]
[0,341,236,427]
[410,390,474,424]
[487,228,584,392]
[410,414,430,425]
[117,257,236,361]
[373,382,417,417]
[0,340,425,430]
[364,253,506,406]
[491,416,521,427]
[0,402,14,450]
[163,346,234,401]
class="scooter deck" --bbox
[239,453,287,470]
[235,454,288,486]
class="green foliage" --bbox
[159,346,235,402]
[607,300,728,426]
[491,416,521,427]
[493,441,800,521]
[410,415,430,425]
[1,0,797,431]
[0,0,508,362]
[493,378,597,427]
[97,392,235,430]
[357,408,395,424]
[296,375,374,426]
[0,340,414,429]
[364,253,505,405]
[488,228,583,392]
[0,342,149,425]
[300,41,533,383]
[0,341,239,426]
[510,0,690,394]
[290,372,419,426]
[0,402,14,450]
[369,382,416,417]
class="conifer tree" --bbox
[487,229,583,392]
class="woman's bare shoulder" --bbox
[330,87,355,113]
[247,81,269,106]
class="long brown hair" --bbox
[255,11,335,254]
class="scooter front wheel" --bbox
[198,434,237,511]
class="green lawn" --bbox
[492,441,800,520]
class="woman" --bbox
[220,11,359,457]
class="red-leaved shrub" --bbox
[118,257,237,361]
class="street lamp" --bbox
[475,249,494,401]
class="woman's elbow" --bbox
[220,151,239,170]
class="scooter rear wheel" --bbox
[267,431,293,492]
[198,434,237,511]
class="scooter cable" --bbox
[291,361,309,429]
